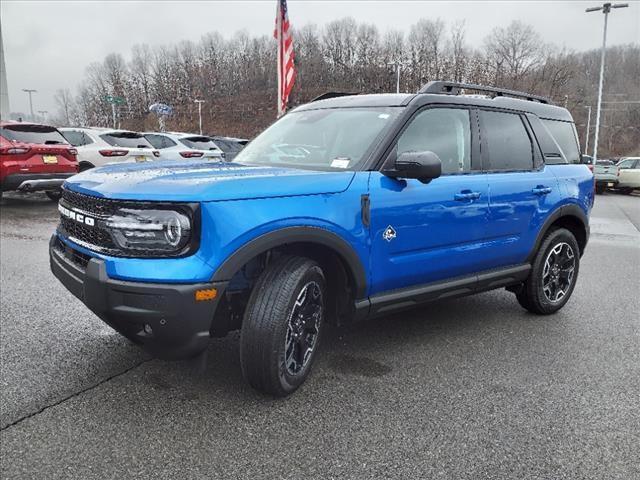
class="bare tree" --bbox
[53,88,74,125]
[484,21,544,89]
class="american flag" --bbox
[274,0,296,116]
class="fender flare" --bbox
[211,226,368,299]
[527,204,589,262]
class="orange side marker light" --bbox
[195,288,217,301]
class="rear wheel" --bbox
[595,184,605,194]
[240,255,325,396]
[516,228,580,315]
[618,187,633,195]
[45,190,62,201]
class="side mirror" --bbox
[386,151,442,183]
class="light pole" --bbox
[22,89,37,120]
[583,105,592,155]
[37,110,48,122]
[387,62,406,94]
[194,99,205,135]
[585,2,629,163]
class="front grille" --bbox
[52,236,91,269]
[57,188,121,254]
[59,216,116,250]
[61,188,121,217]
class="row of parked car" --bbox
[582,155,640,194]
[0,121,247,200]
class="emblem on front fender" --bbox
[383,225,396,242]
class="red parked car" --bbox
[0,121,79,200]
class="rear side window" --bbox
[481,111,533,171]
[541,119,581,164]
[397,108,472,174]
[101,132,152,148]
[145,134,176,149]
[0,125,68,145]
[179,136,219,150]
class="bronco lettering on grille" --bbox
[58,204,96,227]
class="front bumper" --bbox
[1,173,76,192]
[49,235,227,360]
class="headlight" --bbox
[106,207,194,254]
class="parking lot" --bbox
[0,192,638,479]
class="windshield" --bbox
[234,107,400,170]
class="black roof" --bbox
[294,87,572,122]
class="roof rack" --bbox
[419,81,551,104]
[311,92,358,102]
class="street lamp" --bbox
[387,61,407,94]
[585,2,629,163]
[37,110,48,122]
[583,105,592,155]
[22,88,37,120]
[194,99,205,135]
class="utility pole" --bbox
[22,89,36,121]
[583,105,592,155]
[194,99,205,135]
[585,2,629,163]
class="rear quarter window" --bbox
[541,119,581,164]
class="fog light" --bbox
[143,323,153,335]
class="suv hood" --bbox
[64,160,356,202]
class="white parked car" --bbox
[59,127,159,171]
[143,132,224,161]
[616,157,640,194]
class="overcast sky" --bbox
[1,0,638,115]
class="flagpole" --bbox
[276,1,282,117]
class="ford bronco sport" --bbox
[50,81,593,396]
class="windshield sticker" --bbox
[331,158,350,169]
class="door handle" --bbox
[532,185,552,195]
[454,190,481,201]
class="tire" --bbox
[595,185,605,194]
[516,228,580,315]
[45,190,62,201]
[240,255,326,396]
[619,187,633,195]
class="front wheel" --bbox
[240,255,326,396]
[516,228,580,315]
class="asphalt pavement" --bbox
[1,191,639,479]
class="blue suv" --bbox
[50,81,594,396]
